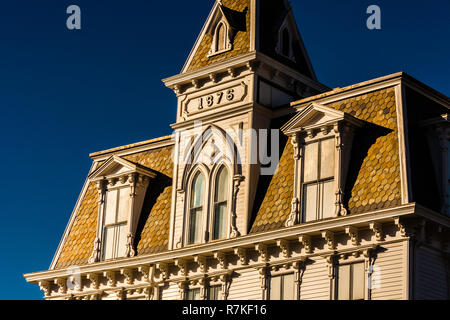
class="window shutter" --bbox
[283,274,295,300]
[352,262,365,300]
[337,264,350,300]
[270,276,281,300]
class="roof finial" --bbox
[217,0,223,5]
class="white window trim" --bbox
[281,103,363,226]
[275,20,296,62]
[184,166,209,246]
[87,155,156,263]
[208,19,233,57]
[183,162,233,247]
[209,163,233,241]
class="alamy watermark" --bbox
[367,5,381,30]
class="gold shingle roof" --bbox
[250,87,402,232]
[54,145,173,269]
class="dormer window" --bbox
[102,187,129,260]
[209,20,233,57]
[275,19,295,62]
[88,156,156,263]
[282,103,363,226]
[302,138,335,222]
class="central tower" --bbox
[163,0,329,250]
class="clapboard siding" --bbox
[415,247,448,300]
[300,258,330,300]
[371,241,405,300]
[228,269,262,300]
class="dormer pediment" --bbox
[281,103,363,136]
[89,155,157,181]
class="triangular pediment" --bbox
[88,155,156,181]
[281,103,362,135]
[182,0,250,73]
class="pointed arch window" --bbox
[188,171,205,245]
[213,166,229,240]
[216,22,226,52]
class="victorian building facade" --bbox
[25,0,450,300]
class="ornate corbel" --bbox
[246,60,260,72]
[87,273,100,290]
[345,226,359,246]
[175,259,189,277]
[370,222,383,242]
[194,255,208,274]
[276,239,291,258]
[255,243,269,262]
[88,238,101,264]
[285,197,299,227]
[120,268,133,285]
[298,235,313,254]
[191,79,200,89]
[227,67,236,78]
[394,217,418,238]
[214,251,227,269]
[103,271,116,287]
[157,262,170,280]
[325,255,337,279]
[39,281,51,297]
[138,265,154,283]
[209,73,218,83]
[234,247,248,265]
[125,234,136,258]
[230,175,244,238]
[322,231,335,250]
[54,278,67,294]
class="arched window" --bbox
[216,22,226,52]
[212,166,229,240]
[189,172,205,244]
[281,28,291,57]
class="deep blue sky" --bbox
[0,0,448,299]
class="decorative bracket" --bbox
[234,247,248,265]
[39,281,51,297]
[87,273,100,290]
[345,226,359,246]
[255,243,269,262]
[120,268,134,285]
[322,231,335,250]
[214,251,227,269]
[54,278,67,294]
[277,239,291,258]
[298,235,313,254]
[370,221,384,242]
[175,259,189,277]
[157,262,170,280]
[103,271,116,287]
[194,255,208,274]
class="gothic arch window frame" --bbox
[209,161,233,242]
[184,165,209,246]
[276,19,296,62]
[208,18,233,57]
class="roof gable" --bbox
[281,103,362,135]
[88,155,157,181]
[182,0,251,73]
